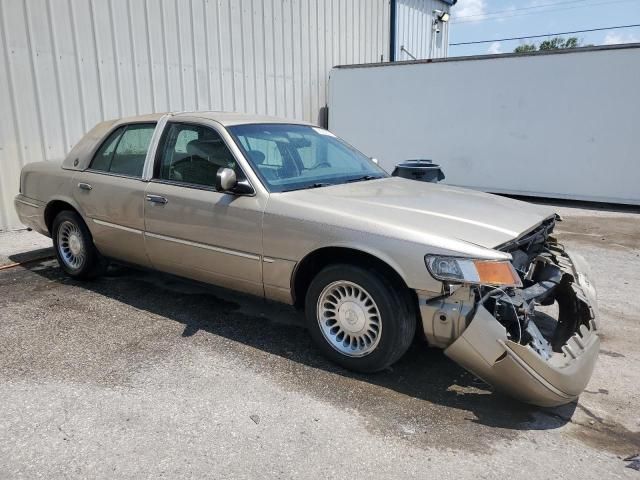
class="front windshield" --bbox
[227,123,387,192]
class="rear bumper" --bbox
[14,194,48,235]
[419,248,599,407]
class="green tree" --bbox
[539,36,579,50]
[514,36,584,53]
[514,43,537,53]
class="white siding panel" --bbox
[26,0,65,161]
[240,0,255,114]
[262,0,276,116]
[50,0,85,149]
[146,0,168,112]
[164,0,183,111]
[70,0,102,129]
[3,0,46,165]
[0,0,389,230]
[129,0,153,114]
[192,0,209,111]
[0,7,22,227]
[92,0,120,118]
[204,0,222,110]
[111,0,138,117]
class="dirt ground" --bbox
[1,200,639,479]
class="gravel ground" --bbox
[0,201,639,479]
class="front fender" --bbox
[294,240,416,288]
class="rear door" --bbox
[143,120,265,296]
[73,123,156,267]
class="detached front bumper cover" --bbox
[430,246,599,407]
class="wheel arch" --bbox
[44,197,85,234]
[291,245,416,310]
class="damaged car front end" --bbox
[419,217,599,407]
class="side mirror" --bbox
[215,168,237,192]
[371,157,379,165]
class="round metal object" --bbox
[57,220,86,270]
[317,280,382,357]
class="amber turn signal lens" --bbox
[473,260,522,287]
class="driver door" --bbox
[143,121,265,296]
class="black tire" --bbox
[52,210,105,279]
[304,264,416,372]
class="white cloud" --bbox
[452,0,487,21]
[603,32,640,45]
[487,41,502,54]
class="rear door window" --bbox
[89,123,156,178]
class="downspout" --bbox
[389,0,397,61]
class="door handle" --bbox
[146,194,168,205]
[77,182,93,191]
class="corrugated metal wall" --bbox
[0,0,389,231]
[394,0,450,60]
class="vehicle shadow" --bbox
[17,258,576,432]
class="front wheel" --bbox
[305,264,416,372]
[52,210,105,279]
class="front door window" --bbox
[155,123,239,188]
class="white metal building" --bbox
[392,0,456,61]
[0,0,453,231]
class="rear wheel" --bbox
[52,211,105,279]
[305,264,416,372]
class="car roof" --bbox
[113,111,317,127]
[175,111,317,127]
[62,111,320,172]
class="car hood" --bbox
[272,177,556,254]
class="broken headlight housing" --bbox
[425,255,522,288]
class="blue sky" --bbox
[448,0,640,57]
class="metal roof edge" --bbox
[332,42,640,70]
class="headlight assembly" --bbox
[425,255,522,288]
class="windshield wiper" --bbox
[282,182,333,192]
[345,175,381,183]
[282,176,380,192]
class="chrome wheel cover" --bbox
[57,220,86,270]
[317,280,382,357]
